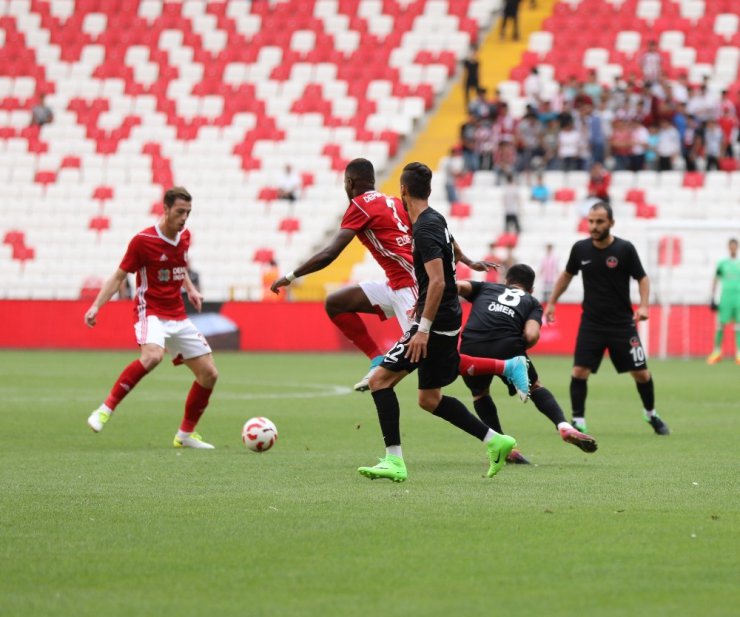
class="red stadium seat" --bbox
[658,236,682,266]
[682,172,704,188]
[555,188,576,203]
[253,248,275,264]
[495,232,519,248]
[89,215,111,232]
[450,202,472,219]
[625,188,646,204]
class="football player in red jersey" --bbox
[271,158,494,391]
[84,187,218,448]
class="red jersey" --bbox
[340,191,415,290]
[119,225,190,321]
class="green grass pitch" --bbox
[1,350,738,617]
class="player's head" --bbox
[505,264,535,293]
[162,186,192,232]
[344,158,375,200]
[586,198,614,242]
[730,238,738,257]
[400,162,432,206]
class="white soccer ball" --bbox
[242,417,278,453]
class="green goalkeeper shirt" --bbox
[717,257,740,303]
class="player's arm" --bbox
[406,258,445,363]
[634,275,650,321]
[452,239,498,272]
[271,228,356,294]
[182,270,203,313]
[456,280,474,300]
[84,268,129,327]
[523,319,541,348]
[544,271,574,324]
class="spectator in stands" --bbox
[639,40,663,84]
[718,106,738,159]
[462,45,481,108]
[523,67,542,107]
[30,94,53,127]
[499,0,522,41]
[656,118,681,171]
[502,173,521,235]
[557,118,583,171]
[542,118,560,170]
[583,70,603,106]
[277,164,302,202]
[587,162,611,204]
[671,72,690,106]
[583,103,606,166]
[495,138,517,183]
[468,87,491,120]
[538,243,559,303]
[629,119,649,171]
[444,147,465,203]
[704,119,724,171]
[610,114,633,171]
[683,116,701,172]
[460,113,480,172]
[475,118,495,170]
[515,110,543,176]
[531,171,550,205]
[562,76,580,108]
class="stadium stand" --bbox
[0,0,501,300]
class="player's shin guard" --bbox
[570,377,588,417]
[433,396,490,440]
[459,354,506,376]
[104,359,149,410]
[329,313,383,359]
[473,395,503,433]
[635,377,655,412]
[530,387,567,427]
[180,381,213,432]
[371,388,401,447]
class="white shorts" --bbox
[135,316,212,363]
[359,281,417,332]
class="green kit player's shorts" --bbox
[718,295,740,324]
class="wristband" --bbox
[418,317,433,334]
[285,271,297,282]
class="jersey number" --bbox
[629,345,645,363]
[385,342,406,364]
[497,288,525,307]
[386,198,409,234]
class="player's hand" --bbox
[270,277,290,294]
[187,289,204,312]
[710,300,718,312]
[405,331,429,363]
[544,303,556,324]
[84,306,98,328]
[634,306,649,321]
[467,259,500,272]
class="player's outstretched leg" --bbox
[87,359,150,433]
[643,411,670,435]
[174,357,218,449]
[559,426,598,452]
[357,455,408,482]
[459,354,530,401]
[502,356,530,402]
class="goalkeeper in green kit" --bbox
[708,238,740,365]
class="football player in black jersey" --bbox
[545,200,669,436]
[458,264,597,463]
[357,162,526,482]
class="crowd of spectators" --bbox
[458,51,740,179]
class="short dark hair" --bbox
[505,264,535,293]
[590,200,613,221]
[164,186,192,207]
[345,158,375,184]
[400,162,432,199]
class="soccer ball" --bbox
[242,417,278,452]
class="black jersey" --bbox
[412,207,462,331]
[565,236,647,327]
[461,282,543,354]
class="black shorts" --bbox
[460,338,538,397]
[381,325,460,390]
[574,322,648,374]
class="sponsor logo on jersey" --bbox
[606,256,618,268]
[396,234,412,247]
[158,269,171,282]
[159,253,168,261]
[581,260,591,265]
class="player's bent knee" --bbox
[140,350,164,370]
[418,391,442,412]
[631,369,651,383]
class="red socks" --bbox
[330,312,383,359]
[104,359,149,410]
[180,381,213,432]
[459,354,507,377]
